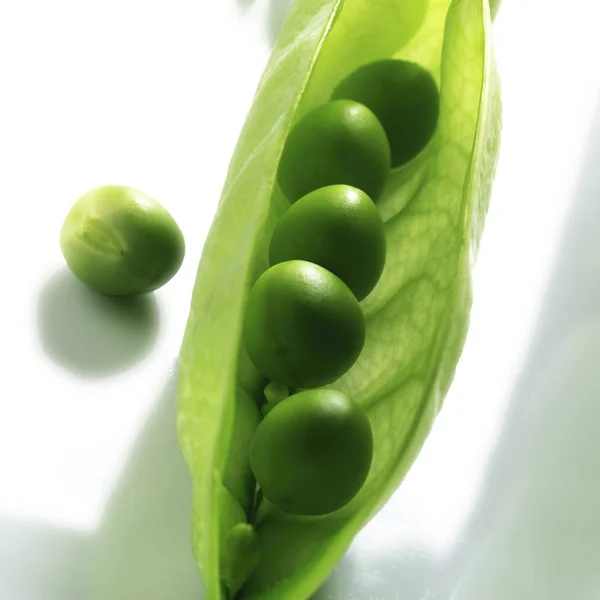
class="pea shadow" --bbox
[0,371,203,600]
[37,268,160,378]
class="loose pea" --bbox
[249,388,373,516]
[60,185,185,296]
[269,184,386,301]
[243,260,365,389]
[332,59,440,168]
[277,100,391,203]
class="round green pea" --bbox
[60,185,185,296]
[332,60,440,168]
[269,185,386,301]
[243,260,365,389]
[277,100,391,203]
[249,388,373,516]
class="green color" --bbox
[264,382,290,407]
[269,184,386,301]
[261,382,290,416]
[333,59,440,168]
[60,185,185,296]
[177,0,502,598]
[277,100,391,203]
[250,389,373,516]
[243,261,365,389]
[220,523,261,597]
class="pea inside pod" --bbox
[269,184,386,301]
[243,260,365,389]
[277,99,391,203]
[333,59,440,168]
[250,389,373,516]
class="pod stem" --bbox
[249,487,263,523]
[261,382,290,415]
[252,496,277,529]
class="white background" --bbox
[1,0,600,598]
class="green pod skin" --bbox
[243,260,365,389]
[60,185,185,296]
[177,0,502,596]
[249,389,373,516]
[332,59,440,169]
[277,100,391,203]
[269,185,386,301]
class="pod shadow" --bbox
[82,371,203,600]
[36,268,160,378]
[444,88,600,600]
[0,372,203,600]
[0,515,87,600]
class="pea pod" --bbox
[177,0,502,597]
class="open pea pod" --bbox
[178,0,502,597]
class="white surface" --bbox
[1,0,599,598]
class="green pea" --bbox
[243,260,365,389]
[60,185,185,296]
[332,60,440,168]
[249,388,373,516]
[269,185,386,301]
[277,100,391,203]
